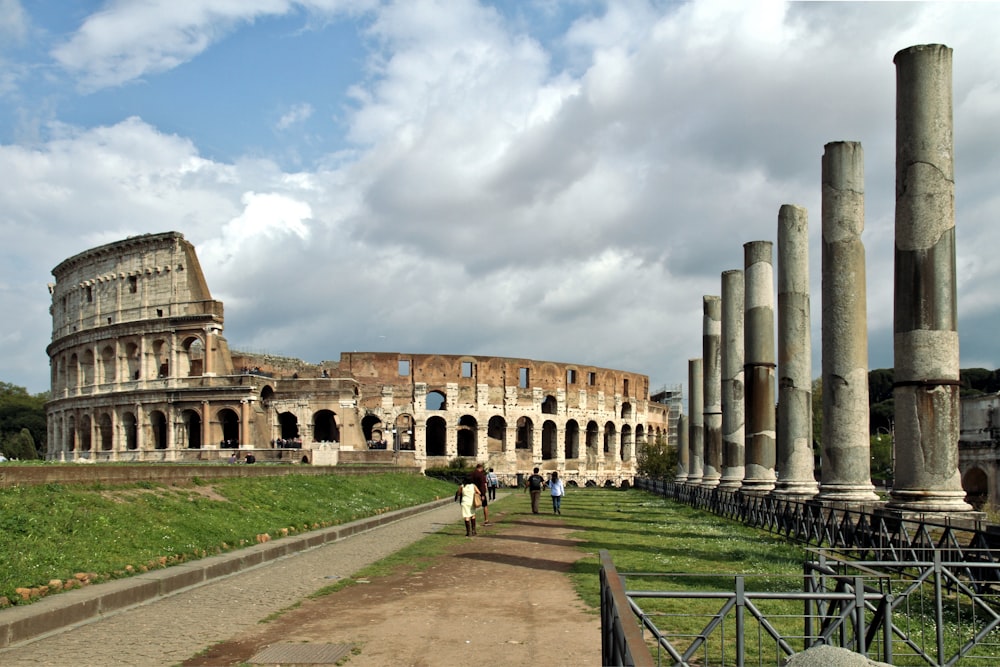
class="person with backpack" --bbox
[525,467,545,514]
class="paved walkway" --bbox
[0,493,601,666]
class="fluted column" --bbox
[687,358,704,485]
[742,241,776,495]
[818,141,878,503]
[702,296,722,488]
[719,270,745,490]
[888,44,971,512]
[774,205,819,498]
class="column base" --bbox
[886,489,974,514]
[771,480,819,499]
[816,483,880,505]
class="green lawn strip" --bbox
[0,473,454,604]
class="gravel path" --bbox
[0,502,461,666]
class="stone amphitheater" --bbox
[44,232,678,487]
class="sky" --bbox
[2,1,1000,400]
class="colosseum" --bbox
[45,232,679,486]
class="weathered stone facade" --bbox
[45,232,671,486]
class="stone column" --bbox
[676,413,689,481]
[719,270,745,490]
[702,296,722,487]
[774,205,819,498]
[818,141,878,503]
[687,358,704,485]
[889,44,971,512]
[742,241,776,494]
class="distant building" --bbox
[45,232,673,486]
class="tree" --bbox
[0,382,47,457]
[636,434,677,480]
[2,428,40,460]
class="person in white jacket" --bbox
[549,471,565,515]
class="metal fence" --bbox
[598,482,1000,666]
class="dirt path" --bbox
[184,503,602,666]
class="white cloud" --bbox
[0,0,29,45]
[276,103,314,130]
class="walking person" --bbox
[457,476,482,537]
[525,467,545,514]
[472,463,492,525]
[486,467,499,501]
[549,470,565,514]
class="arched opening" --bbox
[150,410,167,450]
[278,411,299,441]
[82,349,95,386]
[100,345,115,384]
[395,414,414,450]
[426,416,447,456]
[963,467,989,510]
[183,409,202,449]
[586,421,600,462]
[487,415,506,453]
[182,336,205,377]
[67,415,77,451]
[218,408,239,447]
[152,339,169,378]
[541,420,557,460]
[457,415,477,457]
[125,341,140,380]
[362,414,384,447]
[313,409,339,443]
[79,414,92,452]
[123,412,138,450]
[68,353,79,390]
[621,402,633,420]
[620,424,633,462]
[99,413,113,451]
[541,395,557,415]
[260,385,275,402]
[426,390,446,411]
[564,420,580,459]
[516,417,534,450]
[604,421,616,456]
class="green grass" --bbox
[0,473,454,604]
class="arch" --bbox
[313,409,339,443]
[152,339,169,378]
[963,467,989,510]
[620,424,633,462]
[516,416,534,450]
[125,341,140,380]
[82,348,95,386]
[260,385,275,402]
[604,421,617,455]
[541,395,557,415]
[426,390,446,411]
[68,353,79,390]
[182,409,202,449]
[586,421,600,461]
[426,415,447,456]
[457,415,478,457]
[123,412,138,450]
[361,414,383,445]
[150,410,167,450]
[487,415,507,453]
[67,414,77,451]
[217,408,239,447]
[541,420,557,460]
[79,414,92,452]
[564,419,580,459]
[100,345,116,384]
[99,413,113,451]
[395,414,414,450]
[279,411,300,440]
[621,402,633,420]
[181,336,204,377]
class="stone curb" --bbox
[0,497,454,649]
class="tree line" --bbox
[0,382,46,460]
